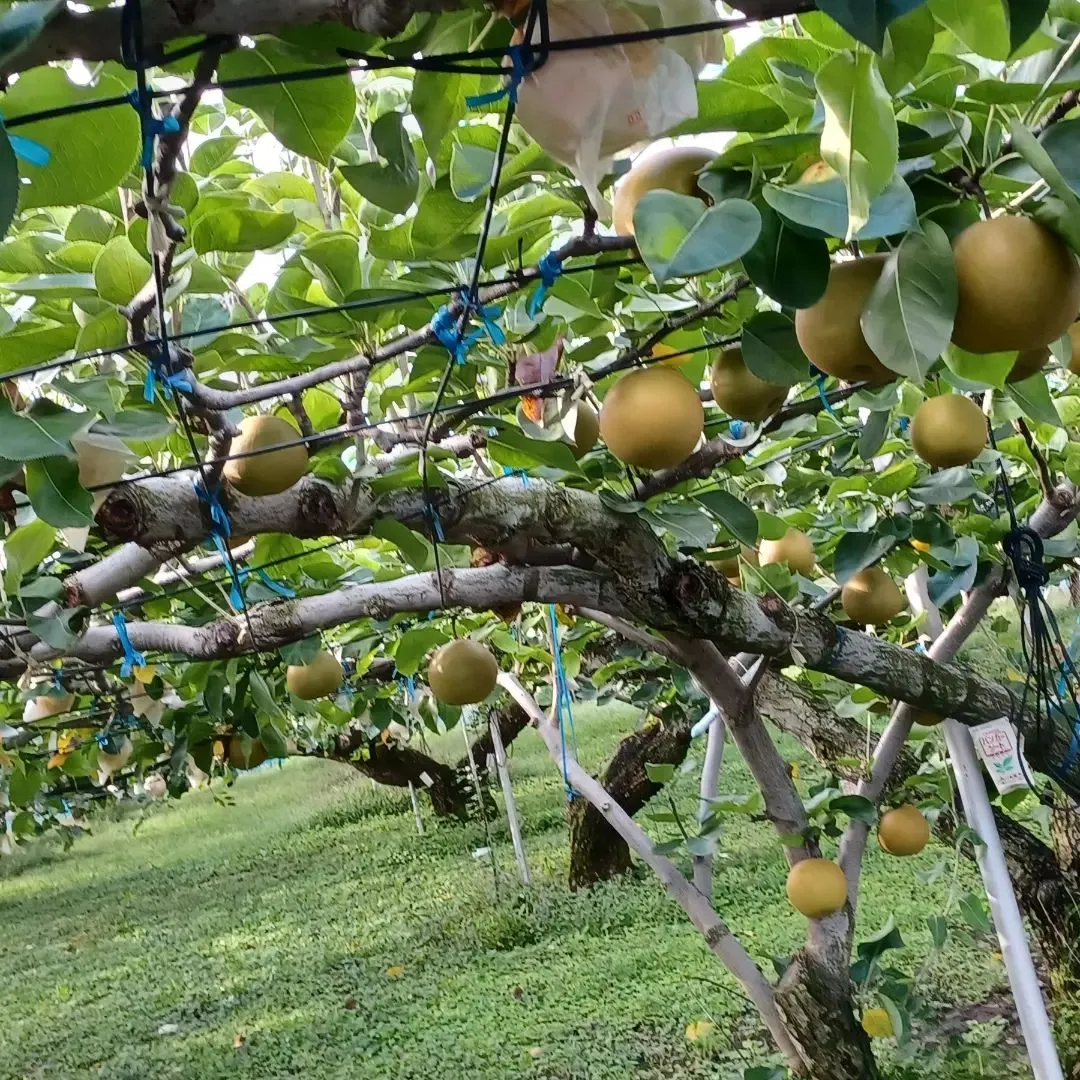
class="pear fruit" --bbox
[1009,347,1048,382]
[786,858,848,919]
[952,216,1080,354]
[428,639,499,706]
[223,414,309,497]
[568,400,599,459]
[717,545,758,580]
[228,734,268,771]
[286,650,344,700]
[710,347,788,422]
[759,528,815,576]
[910,395,986,468]
[794,256,893,383]
[612,146,717,237]
[877,804,930,856]
[841,567,906,625]
[599,367,704,470]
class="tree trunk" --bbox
[568,707,693,889]
[775,950,880,1080]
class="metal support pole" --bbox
[407,781,424,835]
[944,720,1065,1080]
[489,716,531,885]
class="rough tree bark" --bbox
[568,706,694,889]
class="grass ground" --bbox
[0,704,1030,1079]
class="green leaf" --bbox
[943,343,1018,389]
[219,39,355,162]
[762,173,916,240]
[371,518,433,571]
[634,193,761,284]
[0,126,18,242]
[743,203,829,308]
[928,0,1011,59]
[25,456,93,527]
[338,111,418,214]
[1034,119,1080,198]
[815,0,930,51]
[487,428,581,473]
[645,762,676,784]
[834,530,897,584]
[395,625,450,677]
[816,50,899,240]
[449,141,495,201]
[1011,120,1080,221]
[831,793,878,824]
[958,891,992,933]
[695,491,760,547]
[879,5,937,92]
[93,236,151,307]
[0,398,89,460]
[671,79,789,136]
[741,311,810,386]
[927,913,949,948]
[861,222,957,384]
[2,65,139,209]
[9,763,44,807]
[191,209,296,254]
[911,467,979,504]
[858,409,890,459]
[3,517,55,594]
[1006,372,1062,426]
[250,671,285,722]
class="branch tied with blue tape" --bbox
[194,478,248,611]
[0,118,50,167]
[112,611,146,679]
[127,88,181,169]
[528,250,563,318]
[144,347,192,403]
[466,41,535,109]
[431,291,505,366]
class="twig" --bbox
[1015,417,1055,499]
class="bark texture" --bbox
[568,708,693,888]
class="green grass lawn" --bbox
[0,705,1028,1079]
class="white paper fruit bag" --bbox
[498,0,724,216]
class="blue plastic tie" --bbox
[112,611,146,679]
[528,250,564,317]
[466,42,534,109]
[194,479,250,611]
[51,668,65,693]
[403,675,417,705]
[898,416,911,433]
[254,568,296,598]
[143,350,192,403]
[431,306,481,366]
[127,89,181,168]
[548,603,578,799]
[812,367,838,418]
[728,419,747,440]
[425,503,445,543]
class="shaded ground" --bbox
[0,704,1030,1079]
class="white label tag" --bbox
[419,771,434,789]
[969,717,1031,794]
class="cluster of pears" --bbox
[606,144,1080,474]
[223,413,309,497]
[785,805,929,919]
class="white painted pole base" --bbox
[490,717,531,885]
[943,719,1065,1080]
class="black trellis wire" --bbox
[0,254,641,387]
[1,11,758,134]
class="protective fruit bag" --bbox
[495,0,724,216]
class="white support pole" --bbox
[489,716,531,886]
[407,781,424,835]
[944,720,1065,1080]
[692,706,725,896]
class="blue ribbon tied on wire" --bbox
[547,603,578,799]
[127,89,181,168]
[431,296,505,366]
[466,42,535,109]
[528,250,563,318]
[112,611,146,679]
[193,478,248,611]
[809,363,838,418]
[143,349,192,403]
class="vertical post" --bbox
[692,707,725,896]
[407,781,424,835]
[944,720,1065,1080]
[490,715,531,885]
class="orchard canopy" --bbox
[2,0,1080,832]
